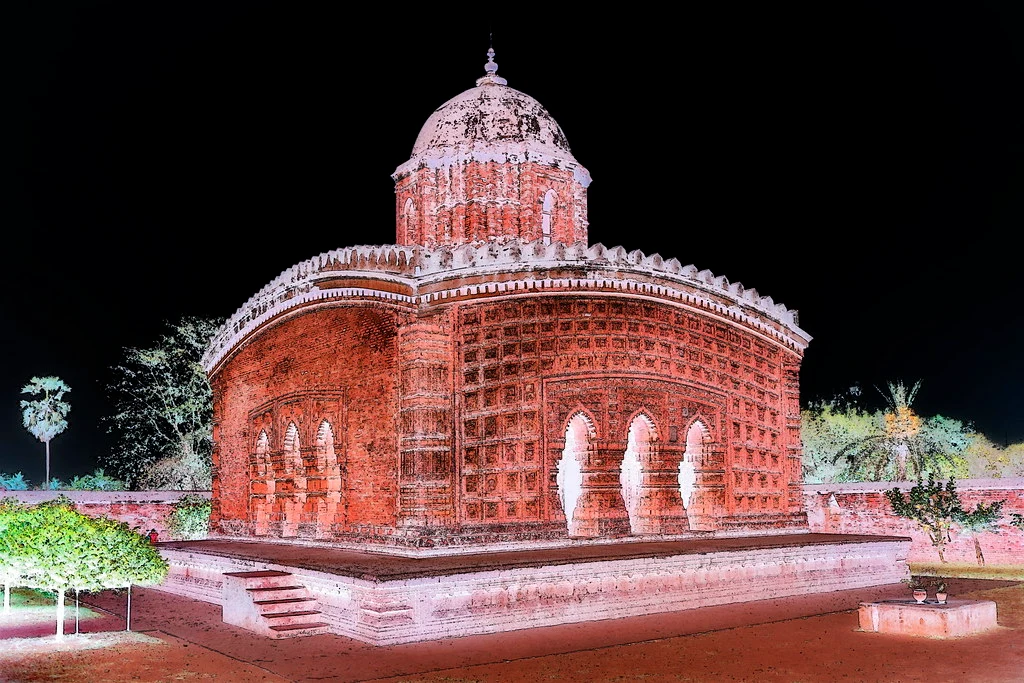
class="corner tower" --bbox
[392,49,592,247]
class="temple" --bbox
[202,48,812,550]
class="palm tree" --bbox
[831,380,964,481]
[20,376,72,487]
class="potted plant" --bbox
[934,581,948,604]
[903,577,928,603]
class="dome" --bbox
[402,49,583,172]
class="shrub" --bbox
[167,493,211,540]
[66,469,127,491]
[0,472,30,490]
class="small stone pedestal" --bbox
[858,599,998,638]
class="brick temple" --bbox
[202,49,813,551]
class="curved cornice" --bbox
[202,239,811,373]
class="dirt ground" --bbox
[2,575,1022,683]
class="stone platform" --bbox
[152,532,911,645]
[858,598,999,638]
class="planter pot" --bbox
[913,589,927,604]
[935,592,948,604]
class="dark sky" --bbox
[3,3,1023,483]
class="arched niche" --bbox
[283,421,302,474]
[314,419,337,471]
[253,430,270,477]
[403,197,417,244]
[249,429,274,535]
[540,189,556,245]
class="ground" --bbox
[1,568,1022,682]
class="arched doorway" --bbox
[556,413,590,536]
[679,420,710,530]
[620,414,656,534]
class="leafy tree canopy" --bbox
[0,495,168,637]
[102,316,223,490]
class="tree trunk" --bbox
[45,439,51,487]
[54,587,65,640]
[974,536,986,566]
[894,443,909,480]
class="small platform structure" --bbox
[155,533,910,645]
[858,599,998,638]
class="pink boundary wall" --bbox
[803,478,1024,565]
[5,481,1023,566]
[0,490,212,542]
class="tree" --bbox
[953,500,1005,566]
[20,376,71,487]
[884,476,961,563]
[800,399,878,483]
[831,380,970,481]
[103,316,223,490]
[0,497,29,614]
[3,496,168,639]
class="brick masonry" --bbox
[803,478,1024,565]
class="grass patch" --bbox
[4,587,103,620]
[910,562,1024,582]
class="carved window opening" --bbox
[403,197,417,244]
[556,413,589,534]
[541,189,556,245]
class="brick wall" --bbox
[0,490,211,541]
[210,305,401,537]
[803,479,1024,565]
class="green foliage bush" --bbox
[167,493,211,540]
[66,469,127,491]
[0,472,30,490]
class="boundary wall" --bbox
[0,490,212,542]
[803,478,1024,565]
[5,481,1023,566]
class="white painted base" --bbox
[153,536,911,645]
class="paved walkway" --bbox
[2,535,1021,681]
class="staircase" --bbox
[222,570,330,638]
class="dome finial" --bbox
[476,40,507,86]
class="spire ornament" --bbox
[476,46,507,86]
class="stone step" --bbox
[253,597,319,615]
[262,610,326,628]
[223,570,296,590]
[247,585,309,601]
[267,621,331,639]
[223,569,330,639]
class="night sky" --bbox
[3,3,1023,484]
